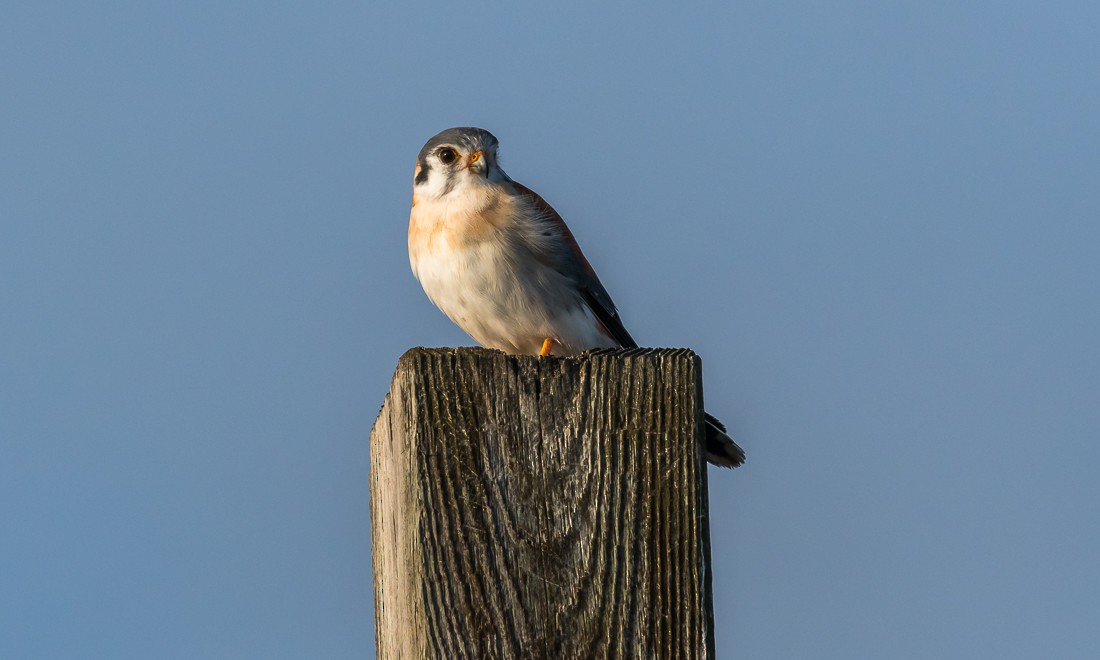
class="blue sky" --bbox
[2,2,1098,658]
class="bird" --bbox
[407,127,745,468]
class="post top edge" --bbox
[398,346,700,361]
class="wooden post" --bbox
[369,347,716,659]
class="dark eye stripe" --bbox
[414,160,430,185]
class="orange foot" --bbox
[539,337,554,356]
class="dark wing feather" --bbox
[512,182,637,348]
[512,183,745,468]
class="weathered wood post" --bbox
[369,347,716,659]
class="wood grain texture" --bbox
[370,347,715,659]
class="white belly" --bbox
[411,236,616,356]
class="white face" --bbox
[414,143,509,201]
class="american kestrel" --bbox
[408,127,745,468]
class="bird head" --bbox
[412,127,510,201]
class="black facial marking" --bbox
[414,159,430,184]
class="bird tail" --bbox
[704,412,746,468]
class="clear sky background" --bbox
[2,2,1098,658]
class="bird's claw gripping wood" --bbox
[539,337,554,356]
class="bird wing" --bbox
[512,182,638,349]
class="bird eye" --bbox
[438,148,458,164]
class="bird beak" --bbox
[467,150,486,175]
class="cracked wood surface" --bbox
[369,347,715,659]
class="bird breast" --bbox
[408,190,608,355]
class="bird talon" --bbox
[539,338,554,356]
